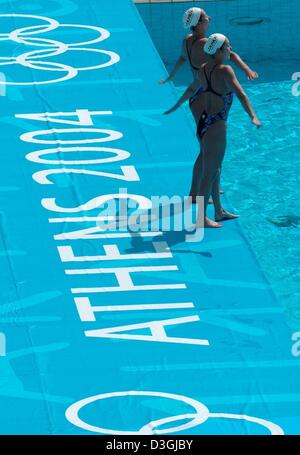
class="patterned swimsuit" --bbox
[189,64,234,140]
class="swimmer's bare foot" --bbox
[205,217,222,228]
[215,209,239,222]
[197,217,222,228]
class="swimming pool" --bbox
[218,80,300,330]
[138,0,300,330]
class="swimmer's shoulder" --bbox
[218,64,235,76]
[194,37,208,49]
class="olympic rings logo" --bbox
[0,14,120,85]
[65,390,284,435]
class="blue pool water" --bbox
[138,1,300,330]
[213,80,300,330]
[1,0,300,435]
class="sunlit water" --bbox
[177,68,300,330]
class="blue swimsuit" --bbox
[189,64,234,140]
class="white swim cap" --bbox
[183,7,203,29]
[204,33,227,55]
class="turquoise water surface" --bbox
[215,78,300,330]
[177,67,300,330]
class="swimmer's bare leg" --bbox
[189,148,203,202]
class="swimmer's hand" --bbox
[246,68,259,80]
[159,77,171,84]
[252,116,262,128]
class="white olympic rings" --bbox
[65,390,284,435]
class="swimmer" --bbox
[160,7,258,203]
[165,34,262,228]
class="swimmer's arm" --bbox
[224,66,262,127]
[159,40,187,84]
[230,51,259,80]
[163,81,199,114]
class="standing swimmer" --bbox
[160,7,258,202]
[165,34,262,228]
[160,7,258,85]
